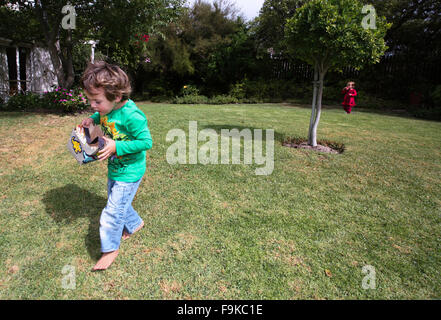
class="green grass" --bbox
[0,103,440,299]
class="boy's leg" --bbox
[94,178,142,270]
[122,178,144,239]
[122,205,144,240]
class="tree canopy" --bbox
[137,0,259,95]
[0,0,185,88]
[285,0,390,146]
[253,0,306,56]
[285,0,390,72]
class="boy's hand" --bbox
[98,136,116,161]
[81,118,94,128]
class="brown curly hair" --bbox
[80,61,131,101]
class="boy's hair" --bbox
[80,61,131,101]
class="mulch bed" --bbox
[282,137,345,154]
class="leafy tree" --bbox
[253,0,306,56]
[90,0,184,70]
[285,0,390,146]
[140,8,195,78]
[367,0,441,54]
[361,0,441,98]
[134,18,195,96]
[0,4,42,42]
[184,0,242,93]
[1,0,185,89]
[138,0,255,96]
[1,1,89,88]
[204,23,260,92]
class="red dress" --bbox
[342,88,357,113]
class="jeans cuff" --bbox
[101,247,119,253]
[128,219,144,234]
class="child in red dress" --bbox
[342,81,357,114]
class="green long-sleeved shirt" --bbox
[90,99,153,182]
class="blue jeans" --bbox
[99,177,144,253]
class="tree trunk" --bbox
[309,70,325,147]
[35,0,75,89]
[47,40,67,87]
[63,29,75,88]
[308,64,319,145]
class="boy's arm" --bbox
[115,111,153,156]
[90,112,100,125]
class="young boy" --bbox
[80,61,153,271]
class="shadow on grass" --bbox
[42,184,107,261]
[0,110,91,118]
[280,101,431,121]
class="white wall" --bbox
[0,45,58,101]
[0,47,9,101]
[29,46,58,94]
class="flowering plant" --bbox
[42,87,89,113]
[134,33,150,47]
[180,85,200,96]
[132,33,152,64]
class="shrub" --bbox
[240,97,263,104]
[180,85,200,97]
[173,94,210,104]
[173,94,265,105]
[409,106,441,121]
[230,79,312,102]
[322,85,343,104]
[208,95,238,104]
[150,95,172,103]
[2,87,89,113]
[131,92,150,102]
[229,82,246,100]
[241,79,268,100]
[5,92,43,111]
[354,91,405,110]
[408,85,441,121]
[41,87,89,113]
[430,84,441,107]
[143,80,174,99]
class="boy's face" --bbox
[84,87,121,116]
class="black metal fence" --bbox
[270,55,441,84]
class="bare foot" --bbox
[92,250,119,271]
[122,221,144,240]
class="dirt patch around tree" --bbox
[282,137,345,154]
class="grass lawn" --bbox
[0,102,440,299]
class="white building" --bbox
[0,37,58,101]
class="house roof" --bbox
[0,37,36,48]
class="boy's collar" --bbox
[112,99,129,111]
